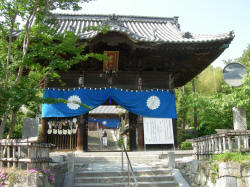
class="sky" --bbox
[59,0,250,68]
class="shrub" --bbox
[0,169,6,187]
[118,138,123,147]
[180,142,192,150]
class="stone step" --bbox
[74,181,179,187]
[74,157,160,164]
[75,169,172,177]
[75,175,175,183]
[74,168,178,187]
[74,150,192,157]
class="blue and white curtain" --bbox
[88,118,120,128]
[42,88,177,119]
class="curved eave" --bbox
[78,29,234,47]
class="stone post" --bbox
[168,152,175,168]
[218,137,222,153]
[228,136,232,152]
[214,137,218,153]
[233,107,247,130]
[244,136,249,150]
[223,136,226,152]
[211,138,215,153]
[237,135,241,151]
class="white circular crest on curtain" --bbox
[67,95,81,110]
[147,95,160,110]
[102,121,107,125]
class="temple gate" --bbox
[41,14,233,151]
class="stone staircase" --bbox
[88,129,120,151]
[73,151,189,187]
[74,168,178,187]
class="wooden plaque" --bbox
[103,51,119,72]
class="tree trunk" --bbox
[0,115,8,139]
[7,111,18,139]
[192,79,198,138]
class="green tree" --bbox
[0,0,107,139]
[239,44,250,68]
[176,45,249,141]
[196,66,224,95]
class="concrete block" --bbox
[51,155,64,163]
[219,162,241,177]
[216,177,237,187]
[191,160,199,173]
[237,177,248,187]
[242,168,250,177]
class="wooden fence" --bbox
[192,129,250,159]
[0,138,53,169]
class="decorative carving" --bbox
[183,32,193,39]
[102,14,124,27]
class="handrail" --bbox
[121,142,138,187]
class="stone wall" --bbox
[8,173,52,187]
[49,154,68,187]
[177,160,250,187]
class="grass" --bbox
[211,152,250,164]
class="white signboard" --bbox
[143,117,174,144]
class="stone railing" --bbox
[192,129,250,159]
[0,138,53,169]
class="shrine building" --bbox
[41,14,234,151]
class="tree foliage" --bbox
[0,0,102,139]
[176,45,250,141]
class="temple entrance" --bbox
[87,105,126,152]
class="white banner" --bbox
[143,117,174,144]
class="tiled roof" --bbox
[52,13,234,43]
[89,105,126,114]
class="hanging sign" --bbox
[143,117,174,144]
[103,51,119,72]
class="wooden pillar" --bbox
[83,113,88,152]
[77,114,88,151]
[137,75,144,150]
[169,73,177,148]
[137,116,144,150]
[172,119,178,147]
[129,112,137,151]
[41,118,48,143]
